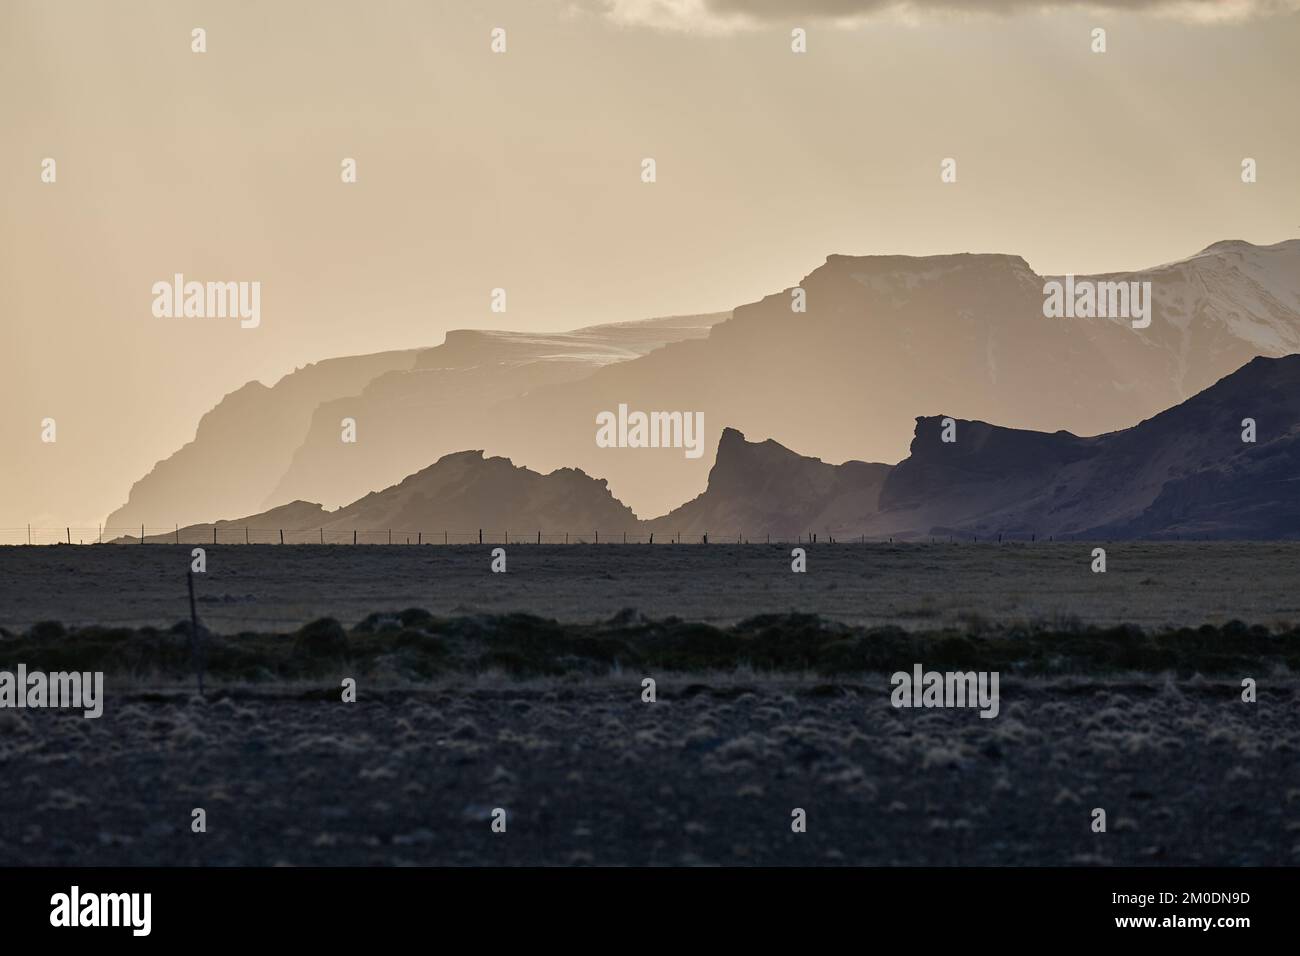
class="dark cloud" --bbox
[588,0,1299,30]
[707,0,1296,16]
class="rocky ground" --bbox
[1,543,1296,866]
[1,674,1296,866]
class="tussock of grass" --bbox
[0,609,1295,682]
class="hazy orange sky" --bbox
[2,0,1297,528]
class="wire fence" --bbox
[0,526,1064,546]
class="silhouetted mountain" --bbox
[155,450,638,543]
[104,349,419,534]
[152,354,1298,543]
[479,240,1299,518]
[109,240,1300,527]
[646,427,891,538]
[103,314,723,530]
[323,450,639,537]
[867,354,1300,540]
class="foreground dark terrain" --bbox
[1,543,1296,866]
[1,675,1295,866]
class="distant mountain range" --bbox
[139,353,1300,542]
[105,314,723,532]
[107,239,1300,529]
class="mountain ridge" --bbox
[145,353,1300,543]
[107,240,1300,527]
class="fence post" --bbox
[444,531,447,545]
[280,529,284,545]
[388,529,392,545]
[595,531,598,544]
[187,570,204,696]
[354,530,357,545]
[213,526,217,545]
[141,524,145,544]
[321,528,324,544]
[649,532,654,544]
[27,524,31,546]
[537,531,540,545]
[418,532,422,545]
[478,529,482,544]
[66,527,70,545]
[245,526,249,544]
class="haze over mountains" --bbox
[147,353,1300,543]
[644,428,891,539]
[865,354,1300,540]
[105,314,723,533]
[106,240,1300,530]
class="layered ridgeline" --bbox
[103,349,421,535]
[108,240,1300,527]
[136,354,1300,542]
[104,314,724,532]
[139,451,639,544]
[644,428,891,539]
[866,354,1300,541]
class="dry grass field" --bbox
[1,542,1297,634]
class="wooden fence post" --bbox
[188,570,204,696]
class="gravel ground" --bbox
[2,544,1295,867]
[1,675,1294,866]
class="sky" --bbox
[1,0,1297,528]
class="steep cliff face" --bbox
[868,355,1300,540]
[110,240,1300,532]
[103,349,423,534]
[156,353,1300,543]
[647,428,891,537]
[103,313,723,529]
